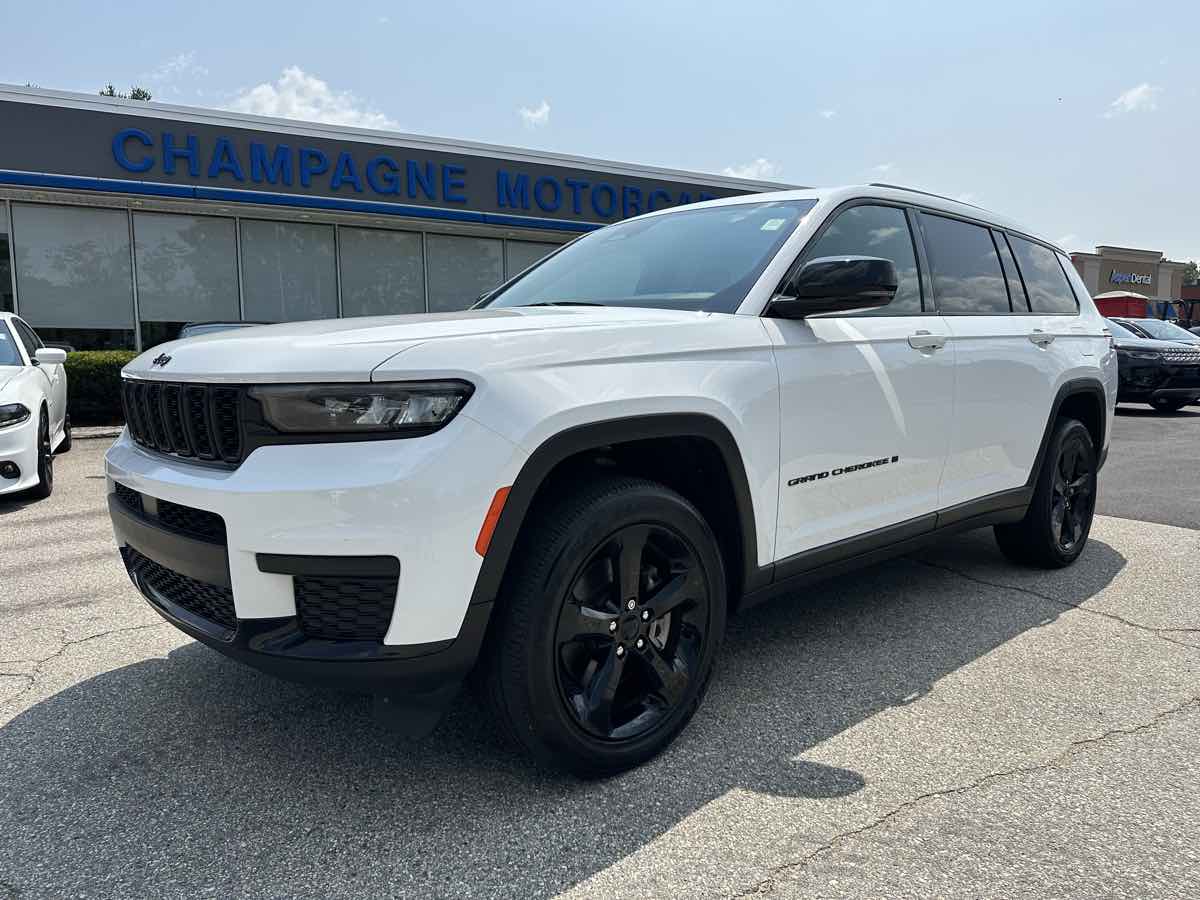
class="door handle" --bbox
[907,330,946,351]
[1029,329,1055,346]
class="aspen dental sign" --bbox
[1109,270,1153,287]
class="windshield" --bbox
[483,199,817,314]
[1132,319,1198,342]
[0,323,22,366]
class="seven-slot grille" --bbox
[123,379,242,464]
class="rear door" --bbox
[766,202,954,559]
[920,213,1058,510]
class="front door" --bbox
[765,203,954,561]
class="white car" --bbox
[0,312,70,499]
[106,185,1117,775]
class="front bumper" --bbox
[105,414,525,697]
[0,415,39,495]
[1116,358,1200,402]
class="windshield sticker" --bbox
[761,218,787,231]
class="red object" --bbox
[1093,295,1149,318]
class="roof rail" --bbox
[868,182,988,211]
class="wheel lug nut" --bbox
[608,620,618,633]
[641,610,651,621]
[635,637,645,650]
[626,598,637,611]
[615,645,626,658]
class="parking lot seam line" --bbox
[728,697,1200,898]
[912,560,1200,654]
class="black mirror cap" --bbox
[767,256,899,319]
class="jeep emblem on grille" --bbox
[151,353,172,368]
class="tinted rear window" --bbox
[919,213,1009,314]
[1009,237,1078,314]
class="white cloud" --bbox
[1103,83,1161,118]
[518,99,550,128]
[378,15,390,23]
[871,161,895,174]
[722,158,781,180]
[226,67,400,130]
[142,51,208,95]
[1055,233,1080,248]
[818,109,837,119]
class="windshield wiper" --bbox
[523,300,604,307]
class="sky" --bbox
[2,0,1195,261]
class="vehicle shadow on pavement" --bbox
[0,531,1126,898]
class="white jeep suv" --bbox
[106,185,1116,776]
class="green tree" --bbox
[1184,260,1199,286]
[99,84,152,101]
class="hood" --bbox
[1111,333,1195,352]
[121,306,704,382]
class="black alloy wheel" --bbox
[554,523,709,742]
[1049,431,1094,554]
[475,475,726,777]
[994,417,1096,569]
[29,412,54,499]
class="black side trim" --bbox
[256,554,400,578]
[109,494,231,589]
[742,490,1027,611]
[467,413,763,607]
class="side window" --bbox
[919,213,1009,314]
[13,319,41,358]
[799,205,922,313]
[1008,237,1078,314]
[0,322,23,367]
[992,231,1030,312]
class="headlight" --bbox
[248,381,473,435]
[0,403,31,429]
[1117,349,1162,360]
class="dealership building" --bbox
[1069,245,1189,314]
[0,85,781,351]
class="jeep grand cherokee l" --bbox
[107,185,1116,776]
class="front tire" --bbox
[27,412,54,500]
[475,475,726,777]
[994,418,1096,568]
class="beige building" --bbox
[1069,245,1187,304]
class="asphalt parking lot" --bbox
[2,409,1198,899]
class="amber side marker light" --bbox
[475,486,512,557]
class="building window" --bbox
[1,203,13,314]
[338,226,425,317]
[240,219,337,322]
[10,203,136,349]
[134,212,240,348]
[426,233,504,312]
[505,240,560,279]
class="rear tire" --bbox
[27,412,54,500]
[994,418,1095,568]
[474,475,726,777]
[1149,398,1188,413]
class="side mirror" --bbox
[34,347,67,366]
[767,256,898,319]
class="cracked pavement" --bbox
[2,412,1200,899]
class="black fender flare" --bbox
[467,413,764,607]
[1027,377,1109,489]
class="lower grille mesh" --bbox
[295,575,398,642]
[121,547,237,630]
